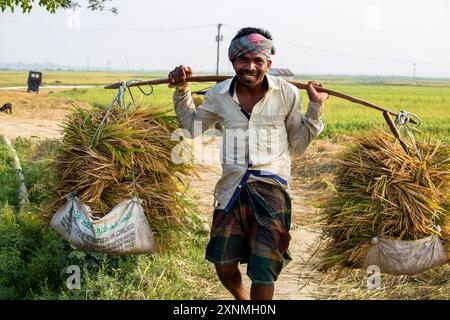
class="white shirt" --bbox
[173,75,324,211]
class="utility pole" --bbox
[216,23,223,76]
[413,62,416,82]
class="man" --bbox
[169,27,328,300]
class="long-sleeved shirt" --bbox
[173,75,324,212]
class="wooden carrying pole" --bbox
[104,75,416,125]
[382,111,410,154]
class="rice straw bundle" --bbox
[321,130,449,270]
[50,104,192,242]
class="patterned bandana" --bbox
[228,33,275,61]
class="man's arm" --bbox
[285,81,327,156]
[170,66,219,138]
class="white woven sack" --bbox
[50,195,157,255]
[362,235,448,275]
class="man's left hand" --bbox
[307,80,329,104]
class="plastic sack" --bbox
[362,235,448,275]
[50,195,157,255]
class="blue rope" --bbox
[395,110,423,161]
[90,81,127,148]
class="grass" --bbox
[0,137,60,211]
[0,136,222,299]
[0,138,20,208]
[0,202,221,300]
[297,81,450,143]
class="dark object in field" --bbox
[0,102,12,114]
[27,70,42,93]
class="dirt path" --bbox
[186,138,344,300]
[0,91,89,139]
[0,85,95,91]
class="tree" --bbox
[0,0,118,14]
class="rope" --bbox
[90,80,127,148]
[395,110,423,161]
[126,79,154,98]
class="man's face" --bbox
[232,52,272,88]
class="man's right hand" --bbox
[168,65,193,86]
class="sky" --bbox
[0,0,449,77]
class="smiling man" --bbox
[169,27,328,300]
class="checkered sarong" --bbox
[205,181,292,285]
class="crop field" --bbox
[0,71,448,299]
[0,71,167,87]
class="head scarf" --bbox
[228,33,275,62]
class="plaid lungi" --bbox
[205,181,292,285]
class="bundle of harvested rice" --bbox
[442,219,450,260]
[49,104,193,244]
[320,130,449,270]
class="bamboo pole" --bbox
[104,75,416,124]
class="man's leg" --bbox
[245,182,293,301]
[250,284,274,300]
[215,263,249,300]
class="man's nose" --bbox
[246,61,257,70]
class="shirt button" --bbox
[238,185,242,188]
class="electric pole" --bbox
[216,23,223,75]
[413,62,416,82]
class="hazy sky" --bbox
[1,0,449,77]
